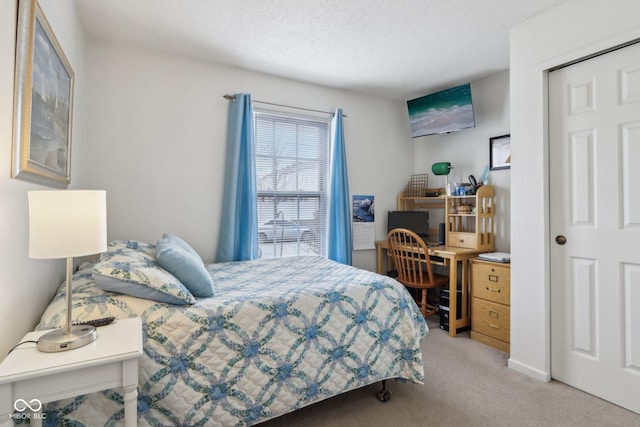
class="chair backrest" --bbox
[387,228,437,287]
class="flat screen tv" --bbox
[387,211,429,240]
[406,83,475,138]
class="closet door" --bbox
[549,41,640,414]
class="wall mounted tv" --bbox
[406,83,475,138]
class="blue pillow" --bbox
[156,239,215,298]
[162,233,202,261]
[92,246,195,305]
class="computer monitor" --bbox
[387,211,429,240]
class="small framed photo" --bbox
[12,0,74,188]
[490,134,511,170]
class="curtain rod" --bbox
[223,94,346,117]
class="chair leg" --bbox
[421,289,439,318]
[424,303,438,318]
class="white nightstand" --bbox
[0,317,142,427]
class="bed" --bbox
[34,239,428,426]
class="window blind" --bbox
[254,110,330,258]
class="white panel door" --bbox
[549,41,640,414]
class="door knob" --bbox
[555,235,567,245]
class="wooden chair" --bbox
[387,228,449,318]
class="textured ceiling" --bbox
[73,0,571,100]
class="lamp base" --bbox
[37,324,97,353]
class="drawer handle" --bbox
[488,323,501,329]
[488,274,499,282]
[486,286,501,293]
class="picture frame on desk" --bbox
[489,134,511,171]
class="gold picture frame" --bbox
[12,0,74,188]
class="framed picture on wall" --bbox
[489,134,511,170]
[12,0,74,188]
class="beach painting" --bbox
[407,83,475,138]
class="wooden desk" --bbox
[375,240,490,337]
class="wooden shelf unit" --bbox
[396,185,495,250]
[445,185,495,250]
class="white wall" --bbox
[0,0,86,357]
[0,1,513,358]
[412,72,511,252]
[77,39,414,272]
[509,0,640,381]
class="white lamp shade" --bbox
[28,190,107,259]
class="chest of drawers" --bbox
[470,258,510,353]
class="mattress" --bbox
[34,254,428,426]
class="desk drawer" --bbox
[472,298,510,343]
[471,262,510,305]
[448,232,477,249]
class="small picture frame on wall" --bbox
[490,134,511,170]
[12,0,74,188]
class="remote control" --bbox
[74,317,115,328]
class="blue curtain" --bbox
[327,108,352,265]
[216,93,258,262]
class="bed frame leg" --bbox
[377,380,391,402]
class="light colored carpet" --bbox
[259,317,640,426]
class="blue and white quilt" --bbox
[36,255,427,426]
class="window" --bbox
[254,109,329,259]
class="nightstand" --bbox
[0,317,142,427]
[470,259,510,353]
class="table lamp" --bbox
[431,162,453,192]
[28,190,107,352]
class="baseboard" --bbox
[507,358,551,382]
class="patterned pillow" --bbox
[92,245,195,305]
[106,239,157,257]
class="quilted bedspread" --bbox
[35,255,427,426]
